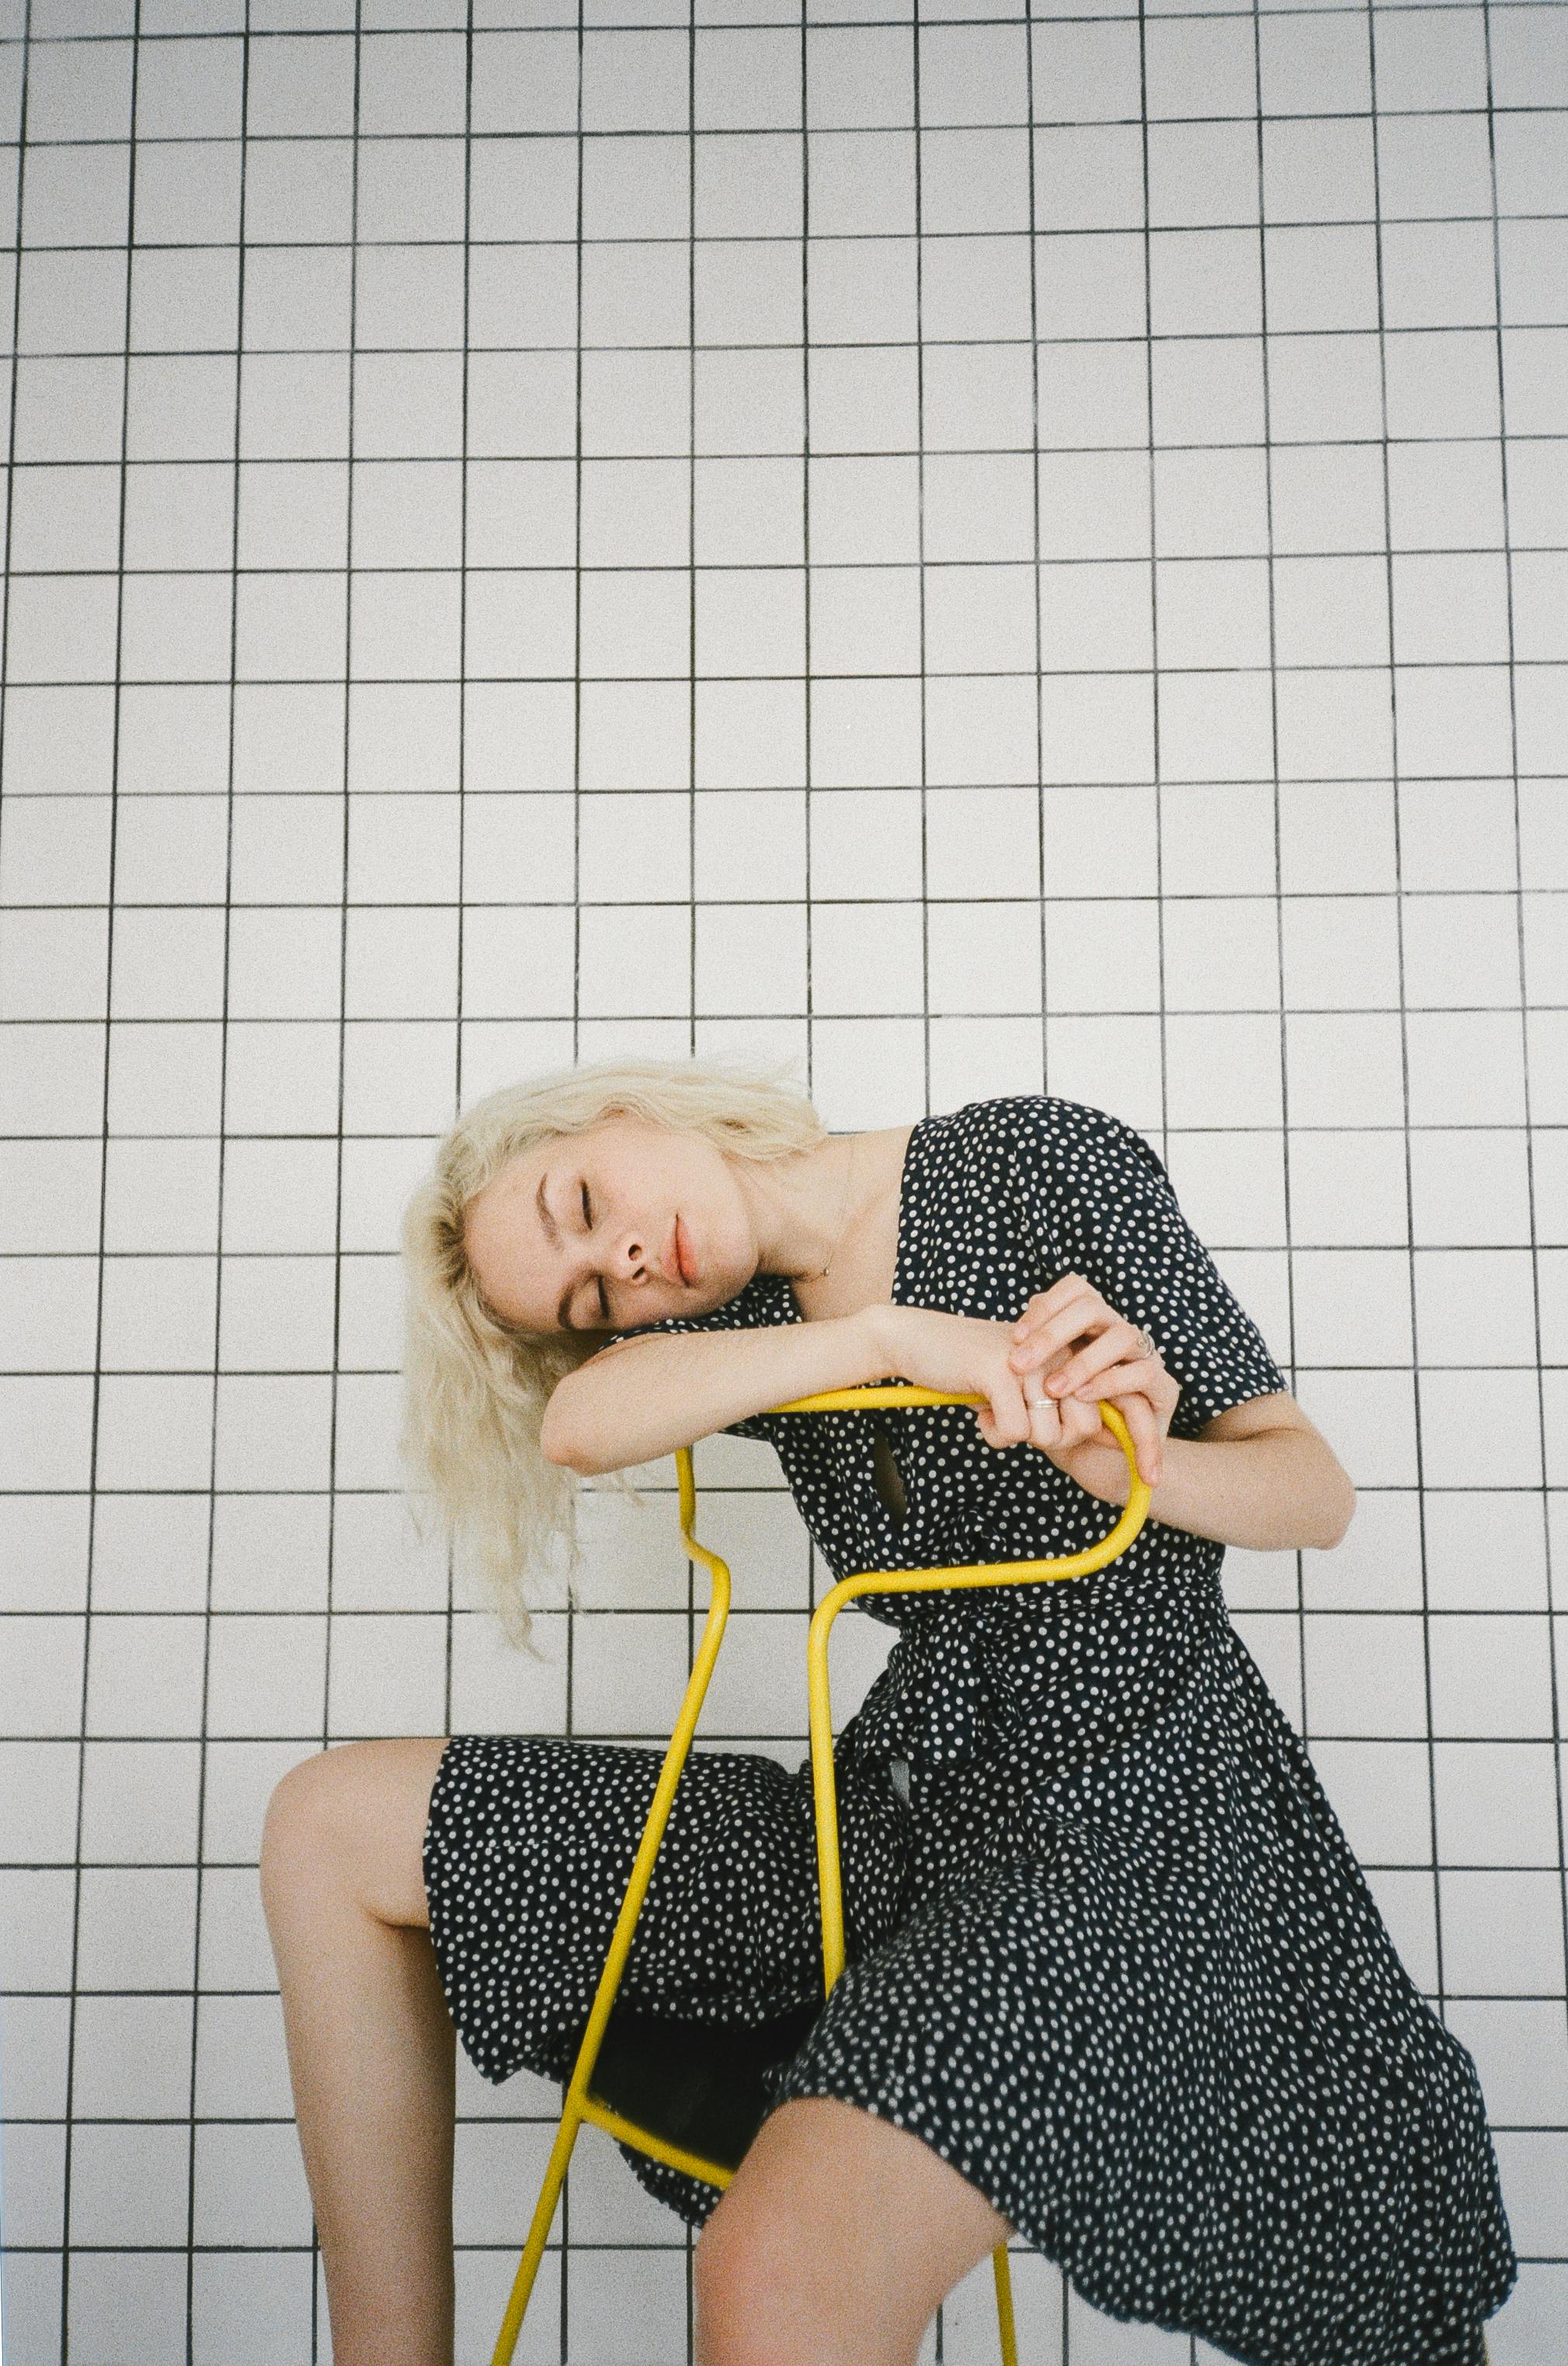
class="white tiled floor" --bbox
[0,0,1564,2360]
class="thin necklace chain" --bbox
[801,1134,858,1282]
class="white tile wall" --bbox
[0,1,1563,2361]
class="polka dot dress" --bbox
[423,1095,1518,2366]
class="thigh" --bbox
[694,2093,1012,2365]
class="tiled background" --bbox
[0,0,1563,2361]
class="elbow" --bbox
[543,1434,606,1478]
[541,1412,619,1480]
[539,1391,596,1477]
[542,1432,591,1475]
[1316,1474,1358,1551]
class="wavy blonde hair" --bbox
[400,1052,828,1654]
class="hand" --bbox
[1006,1273,1179,1496]
[867,1304,1052,1453]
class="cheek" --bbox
[687,1167,746,1280]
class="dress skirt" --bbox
[422,1606,1517,2366]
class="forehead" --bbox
[461,1150,548,1310]
[471,1151,530,1216]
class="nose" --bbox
[610,1225,654,1283]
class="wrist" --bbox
[854,1300,902,1378]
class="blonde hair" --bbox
[399,1052,828,1654]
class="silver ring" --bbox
[1132,1326,1157,1362]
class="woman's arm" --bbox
[540,1307,895,1476]
[1067,1391,1356,1554]
[1001,1098,1352,1549]
[547,1294,1062,1478]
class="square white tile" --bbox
[7,13,1568,2350]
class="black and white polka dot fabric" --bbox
[422,1095,1517,2365]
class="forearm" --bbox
[1100,1426,1356,1553]
[543,1306,894,1476]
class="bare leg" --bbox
[694,2093,1013,2366]
[260,1735,455,2366]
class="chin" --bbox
[698,1256,746,1308]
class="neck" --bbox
[744,1133,861,1283]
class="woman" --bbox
[261,1055,1517,2366]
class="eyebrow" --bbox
[536,1174,579,1334]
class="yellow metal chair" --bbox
[491,1385,1152,2366]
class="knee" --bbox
[259,1741,381,1915]
[693,2201,862,2366]
[693,2204,787,2366]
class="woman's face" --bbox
[463,1116,756,1338]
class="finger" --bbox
[1007,1314,1101,1376]
[1023,1390,1070,1455]
[982,1371,1032,1452]
[1057,1361,1145,1411]
[1048,1393,1100,1453]
[1009,1275,1104,1348]
[1066,1373,1163,1485]
[1116,1390,1163,1487]
[1034,1320,1149,1400]
[999,1369,1034,1449]
[1027,1394,1104,1470]
[1009,1275,1081,1333]
[1018,1331,1114,1394]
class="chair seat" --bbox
[582,1996,825,2176]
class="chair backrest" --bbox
[754,1379,1154,1595]
[704,1381,1156,1992]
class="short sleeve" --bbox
[1010,1098,1288,1442]
[596,1272,790,1444]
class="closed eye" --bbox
[581,1181,608,1320]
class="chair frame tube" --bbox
[490,1389,1149,2366]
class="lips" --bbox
[673,1214,694,1286]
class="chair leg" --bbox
[488,2096,589,2366]
[491,1449,736,2366]
[992,2240,1018,2366]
